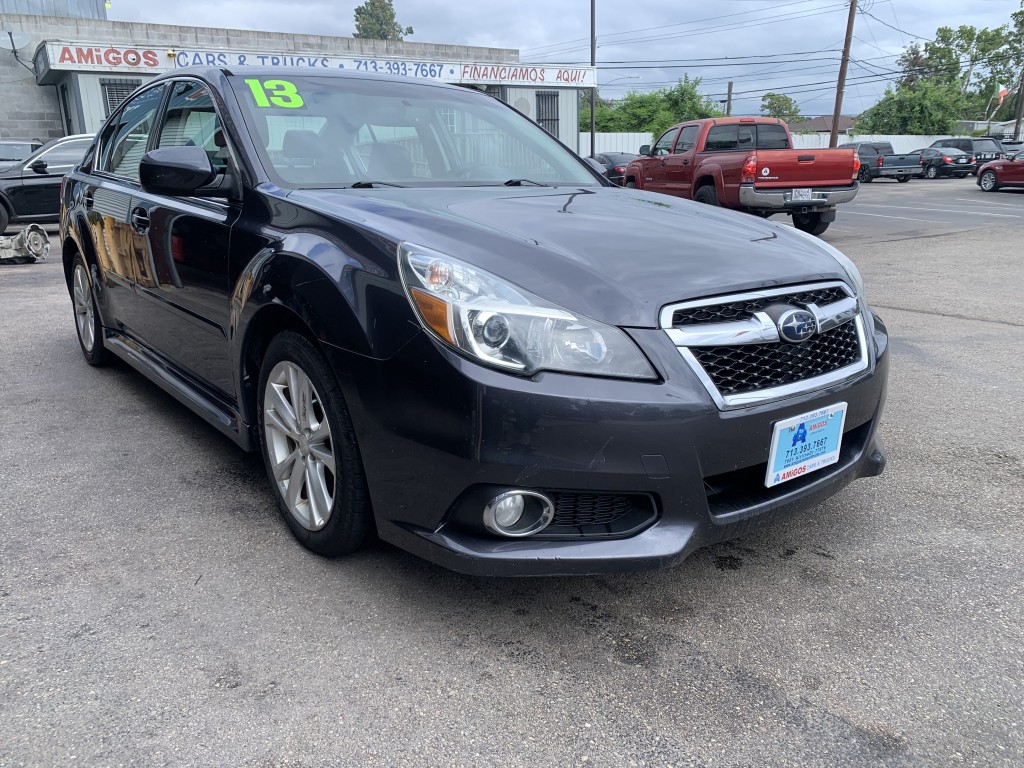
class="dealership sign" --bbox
[35,41,595,88]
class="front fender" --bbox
[231,234,421,425]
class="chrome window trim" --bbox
[660,281,868,410]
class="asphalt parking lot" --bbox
[1,177,1021,767]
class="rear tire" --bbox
[258,331,371,557]
[979,170,999,192]
[925,165,938,179]
[792,212,830,236]
[858,168,872,183]
[896,176,910,183]
[0,205,8,234]
[71,255,110,366]
[694,185,719,206]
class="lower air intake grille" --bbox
[551,492,633,527]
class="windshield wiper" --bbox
[348,180,408,188]
[503,178,551,187]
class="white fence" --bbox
[579,132,957,156]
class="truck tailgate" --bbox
[755,148,856,188]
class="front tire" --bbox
[792,212,830,236]
[0,205,9,234]
[625,179,636,189]
[71,255,110,366]
[258,331,371,557]
[925,165,939,179]
[979,170,999,192]
[694,185,719,206]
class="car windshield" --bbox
[0,142,35,162]
[230,75,598,189]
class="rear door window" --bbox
[756,124,789,149]
[102,85,167,181]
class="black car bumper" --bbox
[326,315,889,576]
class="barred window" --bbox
[536,91,559,135]
[101,78,142,118]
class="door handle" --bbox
[130,207,150,234]
[682,159,690,165]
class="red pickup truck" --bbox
[622,117,860,235]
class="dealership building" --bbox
[0,1,594,151]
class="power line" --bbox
[858,8,932,42]
[529,4,849,59]
[519,0,823,53]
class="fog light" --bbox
[493,494,524,527]
[483,490,554,537]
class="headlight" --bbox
[399,243,657,380]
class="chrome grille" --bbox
[660,281,869,408]
[689,321,860,395]
[672,286,847,326]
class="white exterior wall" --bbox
[579,132,961,156]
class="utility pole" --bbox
[1014,71,1024,141]
[829,0,858,148]
[590,0,596,157]
[726,81,733,116]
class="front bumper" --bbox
[327,313,889,576]
[738,183,859,211]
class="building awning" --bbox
[34,41,595,88]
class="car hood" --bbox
[0,161,20,175]
[285,185,853,328]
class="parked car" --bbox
[61,67,888,576]
[977,149,1024,192]
[913,147,976,179]
[929,137,1001,172]
[622,117,859,235]
[838,141,918,183]
[591,152,637,184]
[0,134,93,233]
[0,138,45,170]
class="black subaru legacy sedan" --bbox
[60,67,888,576]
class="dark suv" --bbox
[60,67,888,575]
[929,138,1002,172]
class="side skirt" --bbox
[105,330,253,451]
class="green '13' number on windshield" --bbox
[245,79,304,109]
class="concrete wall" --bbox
[0,12,519,140]
[0,0,104,18]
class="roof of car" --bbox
[156,65,468,92]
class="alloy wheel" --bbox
[72,263,95,352]
[980,172,997,191]
[263,360,336,531]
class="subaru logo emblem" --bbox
[777,309,817,343]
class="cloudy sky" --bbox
[108,0,1022,116]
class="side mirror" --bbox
[639,145,651,156]
[28,159,48,173]
[140,146,218,196]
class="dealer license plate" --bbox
[765,402,848,488]
[792,188,812,201]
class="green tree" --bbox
[353,0,413,40]
[759,92,802,123]
[579,76,722,140]
[854,81,966,134]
